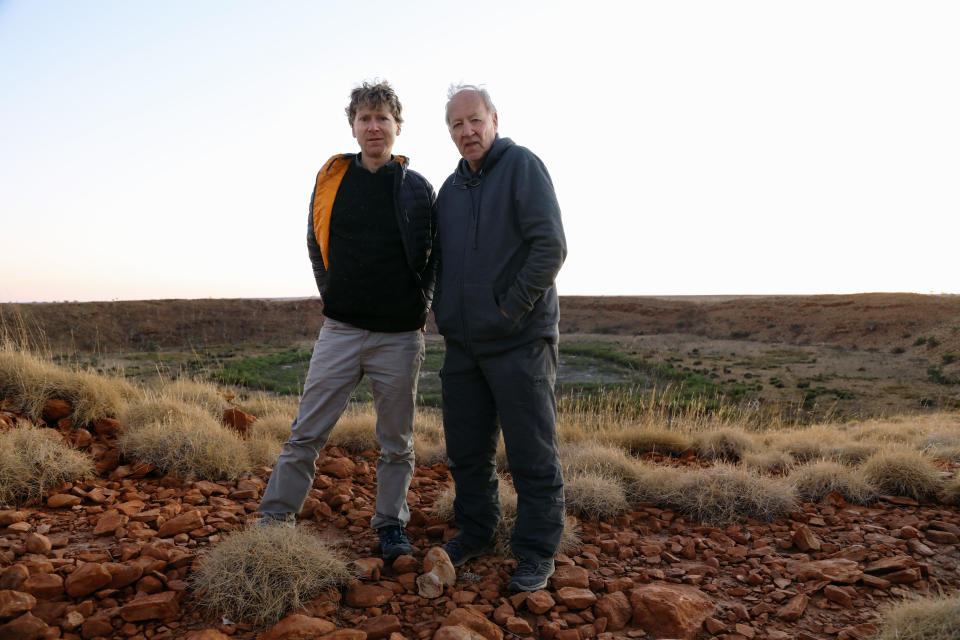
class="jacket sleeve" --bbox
[421,185,439,310]
[306,188,327,295]
[499,150,567,320]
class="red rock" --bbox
[864,556,913,573]
[629,583,714,640]
[0,566,29,590]
[21,573,63,600]
[344,583,394,608]
[119,590,179,622]
[885,568,921,583]
[93,513,129,536]
[93,417,121,436]
[24,534,51,555]
[791,525,821,551]
[359,614,401,639]
[441,609,503,640]
[105,562,144,589]
[0,590,36,618]
[222,408,257,435]
[788,559,862,583]
[824,585,854,607]
[433,626,485,640]
[186,631,231,640]
[555,587,597,610]
[861,574,891,589]
[136,575,165,594]
[81,614,114,638]
[321,631,368,640]
[350,558,383,582]
[594,591,631,631]
[703,616,727,634]
[551,565,590,589]
[61,610,84,631]
[505,617,533,635]
[525,590,556,614]
[157,510,204,537]
[392,555,419,574]
[319,457,356,479]
[0,611,48,640]
[42,399,72,421]
[777,593,809,622]
[47,494,82,508]
[0,510,27,527]
[257,613,336,640]
[65,562,112,598]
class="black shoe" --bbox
[442,534,493,568]
[378,525,413,561]
[508,557,555,592]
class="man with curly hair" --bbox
[258,81,437,561]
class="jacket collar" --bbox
[455,135,514,180]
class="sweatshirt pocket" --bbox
[463,284,518,342]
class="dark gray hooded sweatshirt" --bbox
[434,135,567,355]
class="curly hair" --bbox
[345,80,403,125]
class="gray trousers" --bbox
[259,318,425,529]
[441,338,565,561]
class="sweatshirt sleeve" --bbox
[306,187,327,295]
[499,150,567,320]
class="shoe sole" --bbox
[445,546,491,568]
[381,546,414,561]
[508,566,555,592]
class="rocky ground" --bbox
[2,399,960,640]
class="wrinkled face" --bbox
[352,104,399,161]
[446,91,498,172]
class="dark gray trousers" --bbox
[441,338,565,561]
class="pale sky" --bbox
[2,1,958,303]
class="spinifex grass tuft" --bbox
[0,426,93,505]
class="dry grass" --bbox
[247,437,282,468]
[743,450,795,475]
[119,392,213,432]
[0,343,133,425]
[937,475,960,506]
[872,593,960,640]
[860,448,942,501]
[249,413,293,444]
[234,391,298,418]
[0,426,93,505]
[827,441,881,465]
[563,472,629,518]
[119,411,252,481]
[789,460,877,505]
[668,463,797,525]
[601,427,692,457]
[432,478,580,558]
[692,428,756,462]
[159,378,230,415]
[625,461,689,505]
[192,526,355,625]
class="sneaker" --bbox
[508,557,555,592]
[378,525,413,561]
[442,534,493,568]
[256,513,295,529]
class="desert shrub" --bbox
[789,460,877,505]
[743,450,795,475]
[668,463,797,525]
[192,526,355,625]
[247,437,282,468]
[161,378,229,415]
[413,411,447,464]
[938,475,960,506]
[872,593,960,640]
[564,472,629,518]
[329,410,379,453]
[852,420,922,445]
[625,461,689,505]
[693,428,755,462]
[120,393,213,432]
[603,427,692,457]
[861,448,941,502]
[827,441,880,465]
[119,412,251,480]
[0,426,93,505]
[560,441,641,481]
[432,478,579,557]
[0,344,132,425]
[234,391,297,418]
[249,413,293,444]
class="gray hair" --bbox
[445,83,497,124]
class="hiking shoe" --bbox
[509,557,555,592]
[442,534,493,568]
[256,513,295,529]
[378,525,413,561]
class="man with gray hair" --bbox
[433,84,567,591]
[258,81,437,562]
